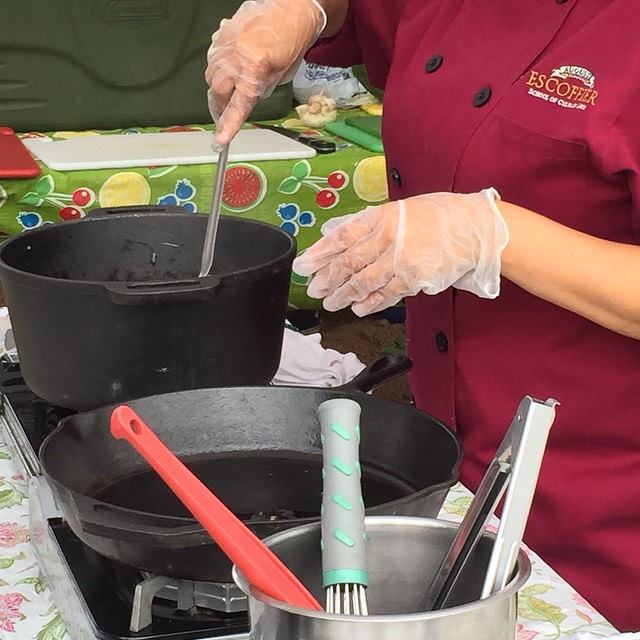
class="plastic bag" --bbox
[293,61,374,107]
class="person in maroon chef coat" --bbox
[206,0,640,630]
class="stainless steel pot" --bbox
[233,516,531,640]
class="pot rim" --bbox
[0,213,296,287]
[232,515,532,622]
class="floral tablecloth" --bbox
[439,485,617,640]
[0,426,619,640]
[0,445,64,640]
[0,114,390,310]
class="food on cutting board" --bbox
[295,94,338,127]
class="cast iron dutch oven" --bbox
[0,205,296,410]
[39,358,463,583]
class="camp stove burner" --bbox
[129,574,247,632]
[109,560,248,633]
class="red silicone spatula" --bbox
[110,404,323,611]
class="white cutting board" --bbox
[23,129,316,170]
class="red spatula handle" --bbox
[110,405,323,611]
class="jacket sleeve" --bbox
[596,81,640,240]
[307,4,362,69]
[306,0,406,91]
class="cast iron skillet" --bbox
[40,357,462,582]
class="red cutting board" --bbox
[0,127,41,178]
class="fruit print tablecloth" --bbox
[0,117,390,309]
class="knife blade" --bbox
[253,123,337,154]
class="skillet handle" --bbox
[342,355,412,394]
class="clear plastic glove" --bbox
[206,0,327,144]
[320,211,358,236]
[292,189,509,316]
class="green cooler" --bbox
[0,0,293,131]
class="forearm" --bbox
[499,201,640,339]
[316,0,348,37]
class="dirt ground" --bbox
[319,309,411,404]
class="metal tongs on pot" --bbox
[420,395,559,611]
[199,142,230,278]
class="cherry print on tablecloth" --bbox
[18,176,96,222]
[278,161,349,210]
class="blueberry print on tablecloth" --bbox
[276,203,316,236]
[157,178,198,213]
[16,211,53,230]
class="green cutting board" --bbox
[345,116,382,140]
[325,121,384,153]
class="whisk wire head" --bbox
[326,583,368,615]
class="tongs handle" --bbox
[420,395,558,611]
[419,460,510,610]
[481,396,558,597]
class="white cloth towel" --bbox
[0,307,15,359]
[273,328,365,387]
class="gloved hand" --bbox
[292,189,509,316]
[206,0,327,145]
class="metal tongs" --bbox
[420,396,559,611]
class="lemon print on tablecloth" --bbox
[353,156,389,203]
[99,172,151,207]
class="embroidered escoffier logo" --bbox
[525,65,598,111]
[550,65,595,88]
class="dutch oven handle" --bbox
[105,275,221,305]
[89,204,224,305]
[341,355,413,394]
[78,503,208,548]
[88,204,188,216]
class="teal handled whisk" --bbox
[318,398,369,615]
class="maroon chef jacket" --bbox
[309,0,640,630]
